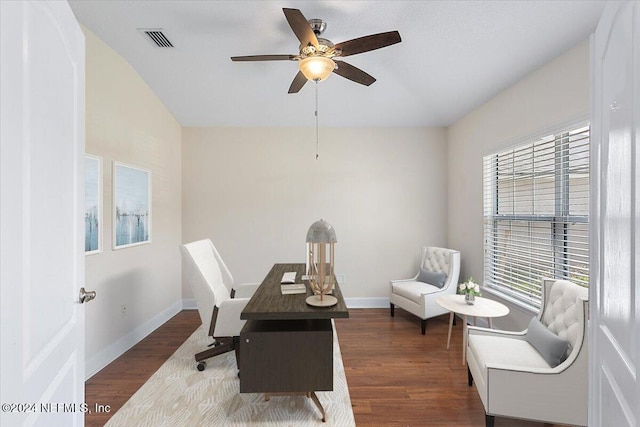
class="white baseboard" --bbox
[182,298,197,310]
[344,297,389,308]
[185,297,488,323]
[85,300,183,380]
[183,297,390,310]
[85,297,486,381]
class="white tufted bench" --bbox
[466,278,589,427]
[389,246,460,334]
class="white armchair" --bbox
[466,279,589,427]
[389,246,460,334]
[181,239,259,371]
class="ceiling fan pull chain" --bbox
[315,80,319,160]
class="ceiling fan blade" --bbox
[283,8,319,49]
[288,71,308,94]
[334,31,401,57]
[231,54,297,62]
[333,61,376,86]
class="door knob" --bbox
[79,287,96,303]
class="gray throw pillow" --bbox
[525,317,569,367]
[417,268,447,288]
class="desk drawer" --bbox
[239,319,333,393]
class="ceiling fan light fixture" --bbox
[299,56,335,82]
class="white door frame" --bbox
[589,1,639,425]
[0,1,86,425]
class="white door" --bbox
[0,1,87,426]
[589,1,640,426]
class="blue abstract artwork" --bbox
[114,162,151,249]
[85,155,101,254]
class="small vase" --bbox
[465,293,475,305]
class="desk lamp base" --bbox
[306,294,338,307]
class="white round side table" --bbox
[436,294,509,365]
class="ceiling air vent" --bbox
[138,28,174,48]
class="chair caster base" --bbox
[197,361,206,371]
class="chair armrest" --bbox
[390,276,419,285]
[232,282,260,299]
[468,325,527,339]
[486,362,556,375]
[214,298,250,337]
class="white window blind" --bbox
[483,123,589,307]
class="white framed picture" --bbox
[85,154,102,254]
[113,161,151,250]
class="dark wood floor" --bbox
[86,308,561,427]
[85,310,200,426]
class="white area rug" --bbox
[105,323,355,426]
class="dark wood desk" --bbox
[241,263,349,321]
[239,263,349,422]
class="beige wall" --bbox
[182,127,447,301]
[447,40,590,330]
[81,22,591,369]
[84,28,182,377]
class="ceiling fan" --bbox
[230,8,401,93]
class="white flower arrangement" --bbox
[458,277,481,296]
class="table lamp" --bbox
[305,219,337,307]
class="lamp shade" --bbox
[299,56,335,82]
[306,219,337,243]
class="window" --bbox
[483,123,589,308]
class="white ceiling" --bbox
[68,0,605,128]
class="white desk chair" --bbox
[181,239,258,371]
